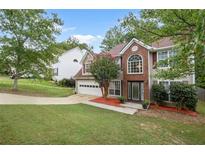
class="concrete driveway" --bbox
[0,93,137,114]
[0,93,97,105]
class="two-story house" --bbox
[74,38,195,102]
[52,47,86,81]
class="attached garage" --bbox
[76,80,102,96]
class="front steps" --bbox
[121,102,143,110]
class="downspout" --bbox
[148,50,151,101]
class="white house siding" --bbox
[52,47,86,81]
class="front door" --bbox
[128,81,144,101]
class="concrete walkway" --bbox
[0,93,137,114]
[0,93,96,105]
[83,101,137,115]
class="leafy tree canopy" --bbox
[101,10,205,88]
[58,37,93,52]
[138,10,205,88]
[100,12,158,51]
[0,10,63,89]
[90,54,119,98]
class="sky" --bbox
[48,9,140,52]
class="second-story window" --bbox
[157,50,176,68]
[127,54,143,74]
[115,57,121,70]
[158,51,168,67]
[84,60,92,74]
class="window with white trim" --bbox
[169,50,177,67]
[158,51,168,67]
[158,80,185,101]
[53,68,58,76]
[159,81,169,91]
[109,81,121,96]
[84,60,92,74]
[157,50,176,68]
[128,55,143,74]
[115,57,121,70]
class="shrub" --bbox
[57,78,75,87]
[151,84,168,103]
[170,82,198,111]
[142,99,150,109]
[118,96,125,103]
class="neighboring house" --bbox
[74,38,195,102]
[52,47,86,81]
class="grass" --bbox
[0,104,205,145]
[0,76,74,97]
[197,101,205,116]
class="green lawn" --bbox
[0,104,205,144]
[0,76,74,97]
[197,101,205,116]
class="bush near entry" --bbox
[56,78,75,88]
[170,82,198,111]
[151,84,168,103]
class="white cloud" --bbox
[71,34,103,44]
[62,26,76,32]
[54,24,76,32]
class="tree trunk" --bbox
[100,87,104,97]
[103,82,109,98]
[12,77,18,91]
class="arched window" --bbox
[127,54,143,74]
[73,59,78,63]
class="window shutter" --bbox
[83,64,85,73]
[152,52,157,65]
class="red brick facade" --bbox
[74,37,179,101]
[121,42,150,100]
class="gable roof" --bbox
[105,37,175,57]
[151,37,174,49]
[108,43,127,57]
[80,50,96,64]
[73,68,95,80]
[119,38,153,55]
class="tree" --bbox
[125,10,205,87]
[59,37,93,52]
[100,26,127,51]
[90,54,119,98]
[103,10,205,88]
[100,12,158,51]
[0,10,63,90]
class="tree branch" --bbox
[172,10,196,27]
[138,25,191,38]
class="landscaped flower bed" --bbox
[151,82,198,116]
[150,103,198,116]
[90,97,121,107]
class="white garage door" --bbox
[77,80,102,96]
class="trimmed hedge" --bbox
[170,82,198,111]
[151,84,168,103]
[56,78,75,88]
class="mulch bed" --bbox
[150,103,198,117]
[138,108,205,124]
[89,97,121,107]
